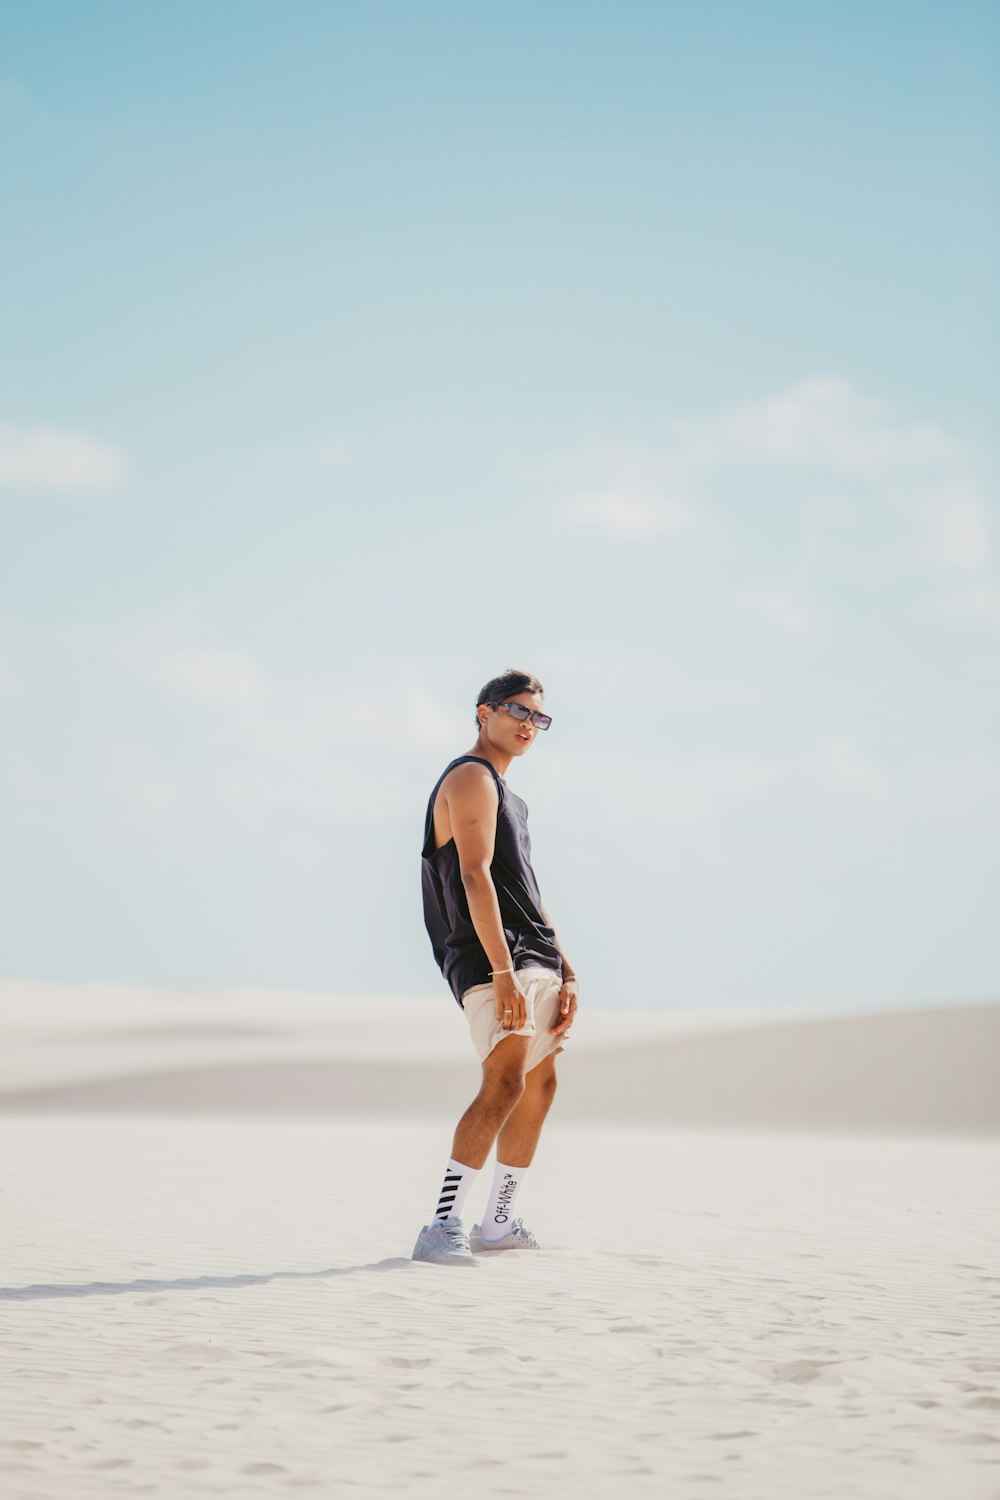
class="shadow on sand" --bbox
[0,1258,414,1302]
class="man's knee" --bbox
[483,1069,525,1112]
[526,1058,558,1104]
[481,1043,528,1110]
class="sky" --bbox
[1,1,998,1013]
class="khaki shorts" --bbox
[461,965,569,1071]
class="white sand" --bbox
[1,981,999,1498]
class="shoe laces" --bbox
[509,1219,539,1247]
[441,1218,470,1251]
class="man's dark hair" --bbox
[475,669,544,727]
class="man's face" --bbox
[482,690,545,756]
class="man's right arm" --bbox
[444,764,527,1030]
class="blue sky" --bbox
[1,2,998,1011]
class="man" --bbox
[412,668,579,1267]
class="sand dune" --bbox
[1,979,997,1135]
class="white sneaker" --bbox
[470,1218,541,1252]
[411,1217,480,1267]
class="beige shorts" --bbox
[461,965,569,1071]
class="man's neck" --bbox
[467,737,511,779]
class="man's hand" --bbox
[549,975,579,1036]
[493,970,528,1030]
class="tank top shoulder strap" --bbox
[422,756,506,851]
[445,755,505,793]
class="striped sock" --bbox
[433,1158,478,1222]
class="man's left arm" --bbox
[540,903,579,1036]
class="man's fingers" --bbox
[493,974,529,1030]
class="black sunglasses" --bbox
[492,701,552,731]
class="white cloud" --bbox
[535,745,780,826]
[0,423,131,494]
[565,489,692,539]
[812,732,889,800]
[238,680,462,762]
[531,439,698,541]
[670,376,965,478]
[937,587,1000,624]
[535,733,892,829]
[137,645,465,830]
[898,479,991,572]
[551,377,993,577]
[739,589,816,634]
[119,771,183,822]
[153,648,268,705]
[0,618,462,840]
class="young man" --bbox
[412,669,579,1267]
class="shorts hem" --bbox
[461,968,570,1069]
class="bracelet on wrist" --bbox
[489,967,514,976]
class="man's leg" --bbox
[412,1036,531,1266]
[450,1034,531,1168]
[473,1053,558,1246]
[496,1052,558,1168]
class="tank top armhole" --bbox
[421,756,504,858]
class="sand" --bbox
[1,980,998,1499]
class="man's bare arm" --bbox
[445,764,527,1030]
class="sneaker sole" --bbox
[412,1251,480,1267]
[470,1237,537,1253]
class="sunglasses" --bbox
[492,701,553,731]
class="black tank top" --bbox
[421,755,562,1006]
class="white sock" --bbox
[433,1158,479,1222]
[480,1160,529,1242]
